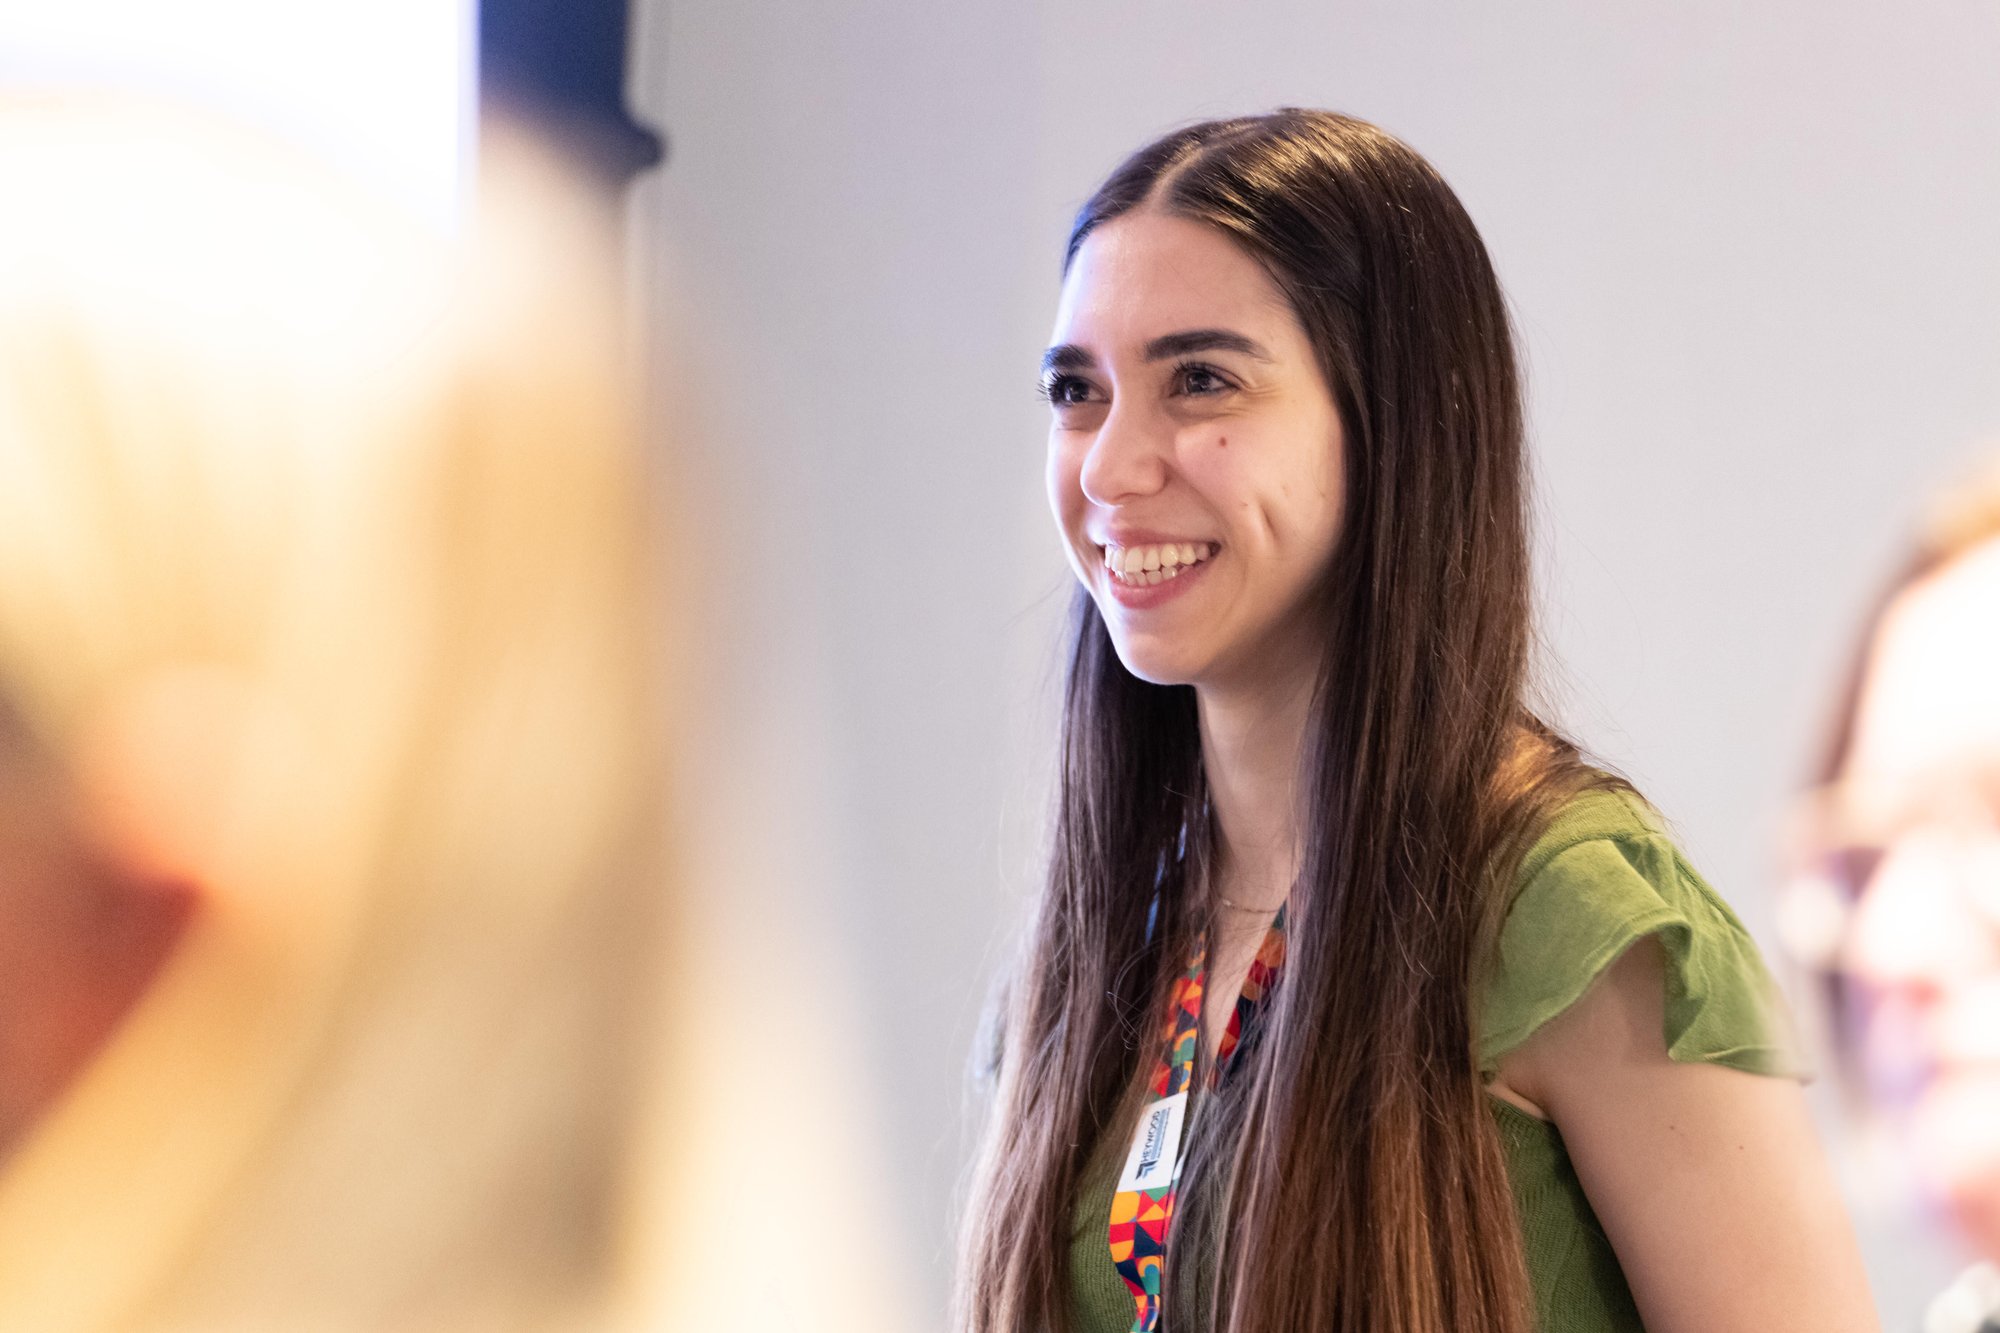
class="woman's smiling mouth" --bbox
[1099,540,1218,586]
[1096,541,1219,607]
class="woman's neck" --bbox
[1196,670,1316,914]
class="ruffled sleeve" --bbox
[1476,791,1808,1080]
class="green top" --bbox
[1066,788,1806,1333]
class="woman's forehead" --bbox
[1051,210,1296,351]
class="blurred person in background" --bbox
[0,92,670,1330]
[1784,458,2000,1333]
[957,109,1876,1333]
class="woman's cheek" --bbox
[1045,434,1082,523]
[1046,438,1100,585]
[1174,431,1243,505]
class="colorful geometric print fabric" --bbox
[1108,907,1288,1332]
[1218,910,1286,1067]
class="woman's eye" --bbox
[1175,363,1232,396]
[1041,374,1094,406]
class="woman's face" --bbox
[1043,209,1345,696]
[1826,537,2000,1255]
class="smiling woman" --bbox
[955,109,1879,1333]
[1041,211,1343,696]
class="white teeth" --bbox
[1100,541,1218,584]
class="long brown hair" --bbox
[956,110,1614,1333]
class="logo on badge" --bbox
[1117,1091,1189,1194]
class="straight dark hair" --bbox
[955,109,1615,1333]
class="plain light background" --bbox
[629,3,2000,1322]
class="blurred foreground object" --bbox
[0,0,473,228]
[0,92,667,1329]
[1784,457,2000,1332]
[479,0,662,188]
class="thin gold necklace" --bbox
[1201,821,1285,913]
[1212,883,1287,913]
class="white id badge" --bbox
[1116,1090,1190,1194]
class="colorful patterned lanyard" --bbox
[1107,906,1287,1333]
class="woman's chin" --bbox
[1107,637,1205,689]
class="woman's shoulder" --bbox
[1512,784,1665,883]
[1477,785,1807,1080]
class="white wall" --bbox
[631,2,2000,1320]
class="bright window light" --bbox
[0,0,474,228]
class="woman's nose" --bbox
[1077,400,1170,507]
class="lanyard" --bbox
[1108,907,1287,1332]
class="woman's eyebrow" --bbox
[1041,344,1094,374]
[1142,329,1272,362]
[1041,329,1273,374]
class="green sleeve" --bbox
[1476,807,1809,1081]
